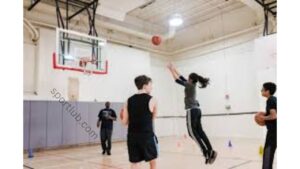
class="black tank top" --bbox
[127,93,154,135]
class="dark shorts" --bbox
[127,133,159,163]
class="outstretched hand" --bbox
[167,62,180,80]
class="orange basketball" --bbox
[152,35,162,46]
[254,112,266,126]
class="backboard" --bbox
[53,28,108,75]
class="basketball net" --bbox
[79,56,96,76]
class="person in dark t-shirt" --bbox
[260,82,277,169]
[97,102,117,155]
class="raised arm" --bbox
[173,66,184,80]
[167,63,180,80]
[167,63,187,86]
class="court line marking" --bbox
[157,112,256,118]
[160,150,262,162]
[228,160,253,169]
[41,151,123,169]
[23,165,34,169]
[24,146,268,169]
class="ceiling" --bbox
[127,0,245,31]
[24,0,271,55]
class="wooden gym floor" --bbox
[24,137,277,169]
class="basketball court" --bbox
[23,137,277,169]
[23,0,277,169]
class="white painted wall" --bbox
[150,55,177,116]
[172,35,276,139]
[173,41,259,114]
[23,26,276,139]
[23,43,36,94]
[24,28,152,102]
[23,28,38,94]
[254,35,277,111]
[23,27,177,137]
[150,54,180,137]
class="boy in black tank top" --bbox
[121,75,158,169]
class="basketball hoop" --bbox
[79,57,96,76]
[53,28,108,75]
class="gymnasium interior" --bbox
[23,0,277,168]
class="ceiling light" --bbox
[169,14,183,27]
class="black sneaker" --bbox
[107,151,111,156]
[102,150,106,155]
[204,153,210,164]
[208,150,217,164]
[205,157,210,164]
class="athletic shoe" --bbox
[205,153,210,164]
[205,157,210,164]
[208,150,217,164]
[102,150,106,155]
[107,151,111,156]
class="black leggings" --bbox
[186,108,213,157]
[262,130,277,169]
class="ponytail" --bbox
[197,75,209,88]
[189,73,210,88]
